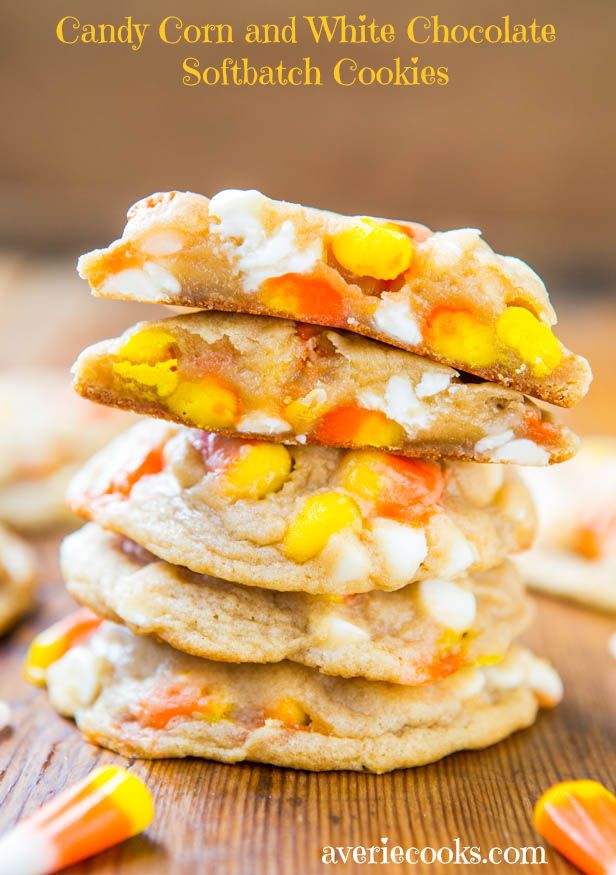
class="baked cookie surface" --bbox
[77,189,591,406]
[45,621,562,772]
[63,524,533,685]
[0,524,37,635]
[72,311,577,465]
[517,437,616,613]
[0,370,132,530]
[68,421,537,594]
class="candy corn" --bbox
[533,780,616,874]
[260,273,344,322]
[23,608,102,686]
[0,765,154,874]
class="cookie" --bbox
[77,189,591,407]
[67,421,536,595]
[44,621,561,772]
[63,524,533,685]
[0,524,37,635]
[517,437,616,613]
[0,370,133,531]
[72,311,577,465]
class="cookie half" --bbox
[44,621,562,772]
[63,524,533,685]
[0,524,37,634]
[72,311,577,465]
[77,189,591,406]
[67,421,537,595]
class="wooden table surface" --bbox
[0,258,614,874]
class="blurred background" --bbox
[1,0,615,433]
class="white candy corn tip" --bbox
[0,824,53,875]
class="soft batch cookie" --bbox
[0,370,133,531]
[43,621,562,772]
[72,311,577,465]
[67,421,536,595]
[0,524,37,635]
[517,438,616,613]
[63,524,533,686]
[77,189,592,407]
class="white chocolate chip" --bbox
[609,632,616,661]
[143,261,181,294]
[373,294,422,345]
[47,647,104,716]
[491,439,550,466]
[524,656,563,706]
[237,412,291,435]
[424,229,482,269]
[209,189,322,290]
[101,261,180,302]
[439,528,476,577]
[140,229,185,256]
[357,375,429,435]
[209,189,266,239]
[0,701,11,731]
[475,430,515,454]
[502,256,549,305]
[483,654,525,690]
[310,613,370,649]
[419,578,477,632]
[415,371,453,398]
[457,668,486,700]
[370,518,427,586]
[483,650,563,706]
[476,431,550,464]
[322,532,371,586]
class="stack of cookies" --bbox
[35,190,592,772]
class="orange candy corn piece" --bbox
[315,405,405,448]
[132,681,229,729]
[0,765,154,874]
[260,273,344,323]
[533,780,616,874]
[23,608,102,686]
[67,428,165,514]
[571,510,616,560]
